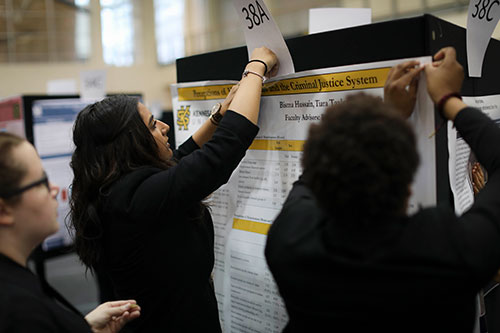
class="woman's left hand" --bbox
[384,60,423,119]
[85,300,141,333]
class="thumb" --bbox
[433,48,447,62]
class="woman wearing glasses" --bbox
[0,132,141,332]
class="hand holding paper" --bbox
[232,0,294,76]
[249,46,279,78]
[384,60,423,118]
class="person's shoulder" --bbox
[107,166,164,195]
[122,166,164,182]
[403,204,459,239]
[268,183,328,245]
[0,278,47,307]
[102,166,168,213]
[0,282,90,333]
[0,285,55,330]
[410,204,456,222]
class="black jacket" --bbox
[0,253,90,333]
[265,107,500,332]
[98,111,258,332]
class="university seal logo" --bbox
[176,105,190,130]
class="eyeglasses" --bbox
[0,172,50,199]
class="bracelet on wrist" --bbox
[209,116,220,126]
[437,92,462,117]
[209,103,223,126]
[247,59,268,75]
[242,69,266,83]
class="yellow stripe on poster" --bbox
[177,84,235,101]
[249,139,304,151]
[176,67,390,101]
[233,218,271,235]
[261,67,391,96]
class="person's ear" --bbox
[0,199,15,226]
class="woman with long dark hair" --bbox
[69,47,278,332]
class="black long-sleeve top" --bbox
[0,254,90,332]
[265,107,500,332]
[98,111,258,332]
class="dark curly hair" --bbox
[69,95,175,270]
[302,93,419,225]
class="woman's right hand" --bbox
[424,47,464,104]
[85,300,141,333]
[424,47,466,120]
[249,47,279,78]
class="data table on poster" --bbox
[236,147,302,211]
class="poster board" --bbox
[175,14,500,332]
[31,99,90,251]
[172,57,435,331]
[176,13,500,209]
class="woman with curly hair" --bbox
[266,48,500,332]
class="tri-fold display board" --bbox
[173,14,500,332]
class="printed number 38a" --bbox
[472,0,500,21]
[242,0,270,29]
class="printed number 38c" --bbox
[242,0,270,30]
[471,0,500,21]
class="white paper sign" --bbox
[232,0,295,76]
[309,8,371,34]
[80,69,107,101]
[47,79,78,95]
[466,0,500,77]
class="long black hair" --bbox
[69,95,174,270]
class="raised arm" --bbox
[192,84,239,147]
[191,47,278,147]
[425,47,500,280]
[228,47,278,124]
[128,48,279,213]
[424,47,466,121]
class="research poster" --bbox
[32,99,90,251]
[448,94,500,215]
[171,57,436,332]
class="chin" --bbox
[162,148,173,160]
